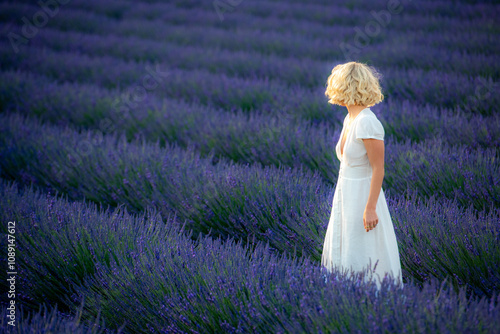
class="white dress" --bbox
[321,107,403,289]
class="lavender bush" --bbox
[0,179,498,333]
[386,190,500,299]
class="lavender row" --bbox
[1,179,499,333]
[0,41,497,119]
[383,138,500,213]
[5,21,498,91]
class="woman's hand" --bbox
[363,208,378,232]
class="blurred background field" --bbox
[0,0,499,332]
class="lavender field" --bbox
[0,0,499,332]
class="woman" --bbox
[321,61,403,289]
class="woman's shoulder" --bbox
[362,108,377,118]
[354,109,385,140]
[357,109,382,125]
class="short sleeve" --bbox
[355,116,384,141]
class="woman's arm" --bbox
[362,138,385,232]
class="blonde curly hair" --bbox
[325,61,384,107]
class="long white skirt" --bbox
[321,163,404,289]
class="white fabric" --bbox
[321,107,403,289]
[355,112,384,141]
